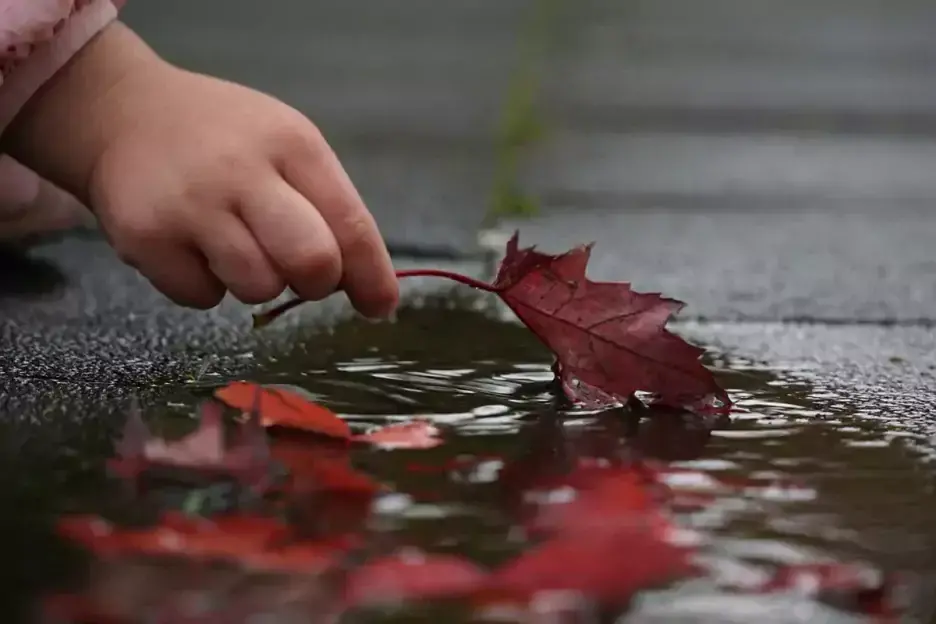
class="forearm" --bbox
[1,21,163,203]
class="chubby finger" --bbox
[278,134,399,318]
[193,211,285,304]
[131,243,227,309]
[240,179,342,302]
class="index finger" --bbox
[278,131,399,318]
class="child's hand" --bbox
[6,23,399,317]
[91,67,399,317]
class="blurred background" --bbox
[122,0,936,322]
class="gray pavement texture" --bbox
[0,0,935,514]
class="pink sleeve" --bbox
[0,0,125,136]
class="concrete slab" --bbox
[522,132,936,203]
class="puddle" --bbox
[17,300,936,622]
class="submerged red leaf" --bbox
[59,513,286,560]
[343,549,488,608]
[352,420,443,450]
[57,512,349,574]
[107,401,272,491]
[214,381,351,440]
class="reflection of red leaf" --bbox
[488,527,696,605]
[264,431,382,498]
[255,233,729,410]
[59,513,285,560]
[526,468,669,537]
[107,401,271,491]
[343,549,488,608]
[352,420,443,450]
[269,435,348,480]
[57,512,349,575]
[215,381,350,440]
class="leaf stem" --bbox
[393,269,497,293]
[252,269,496,327]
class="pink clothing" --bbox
[0,0,126,240]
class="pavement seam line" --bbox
[485,0,566,226]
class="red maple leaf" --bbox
[254,232,729,409]
[107,400,272,491]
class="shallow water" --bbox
[22,299,936,622]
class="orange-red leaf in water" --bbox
[343,549,488,608]
[488,527,697,605]
[107,401,272,491]
[214,381,350,440]
[254,232,730,410]
[58,512,289,561]
[57,512,349,575]
[352,420,443,450]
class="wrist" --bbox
[1,21,166,204]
